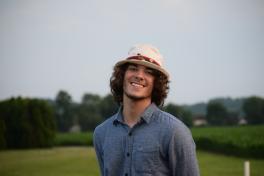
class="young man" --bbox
[93,44,200,176]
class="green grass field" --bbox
[0,147,264,176]
[0,147,99,176]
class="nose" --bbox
[134,68,145,80]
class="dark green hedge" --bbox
[54,132,93,146]
[0,97,56,149]
[192,125,264,159]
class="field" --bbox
[55,125,264,159]
[1,125,264,175]
[192,125,264,158]
[0,147,264,176]
[0,147,99,176]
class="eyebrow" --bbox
[127,64,156,74]
[128,63,137,67]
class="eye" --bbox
[145,69,155,75]
[128,65,138,72]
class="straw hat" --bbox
[115,44,169,78]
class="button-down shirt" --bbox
[93,103,200,176]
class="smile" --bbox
[131,82,145,88]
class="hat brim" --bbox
[114,59,169,79]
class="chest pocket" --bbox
[134,145,160,174]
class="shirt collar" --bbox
[113,106,123,126]
[112,103,158,125]
[140,103,158,124]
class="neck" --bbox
[122,96,151,128]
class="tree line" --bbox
[206,96,264,126]
[52,90,118,132]
[0,90,264,149]
[52,90,195,131]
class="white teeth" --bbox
[131,82,144,88]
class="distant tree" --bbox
[206,102,228,126]
[99,94,118,119]
[77,105,102,131]
[1,97,29,148]
[182,110,193,127]
[226,111,239,125]
[0,97,56,149]
[164,103,193,127]
[0,117,6,149]
[82,93,101,106]
[55,90,74,132]
[243,96,264,124]
[77,93,103,131]
[26,99,56,147]
[75,93,118,131]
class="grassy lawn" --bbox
[198,151,264,176]
[0,147,264,176]
[0,147,99,176]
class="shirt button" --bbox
[128,132,132,136]
[126,152,130,157]
[125,173,128,176]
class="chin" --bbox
[125,92,150,101]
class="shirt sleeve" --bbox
[168,126,200,176]
[93,128,104,176]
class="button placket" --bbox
[126,129,134,176]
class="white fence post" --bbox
[244,161,250,176]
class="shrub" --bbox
[54,132,93,146]
[0,97,56,149]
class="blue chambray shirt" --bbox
[93,103,200,176]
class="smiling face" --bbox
[123,64,155,102]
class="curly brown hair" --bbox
[110,63,169,107]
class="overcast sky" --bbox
[0,0,264,105]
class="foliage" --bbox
[206,102,229,125]
[52,91,264,130]
[54,90,74,132]
[77,93,103,131]
[53,91,118,132]
[183,97,245,116]
[243,96,264,124]
[0,97,56,149]
[54,132,93,146]
[99,94,118,119]
[192,125,264,158]
[163,103,193,127]
[0,118,6,148]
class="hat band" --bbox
[127,56,161,66]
